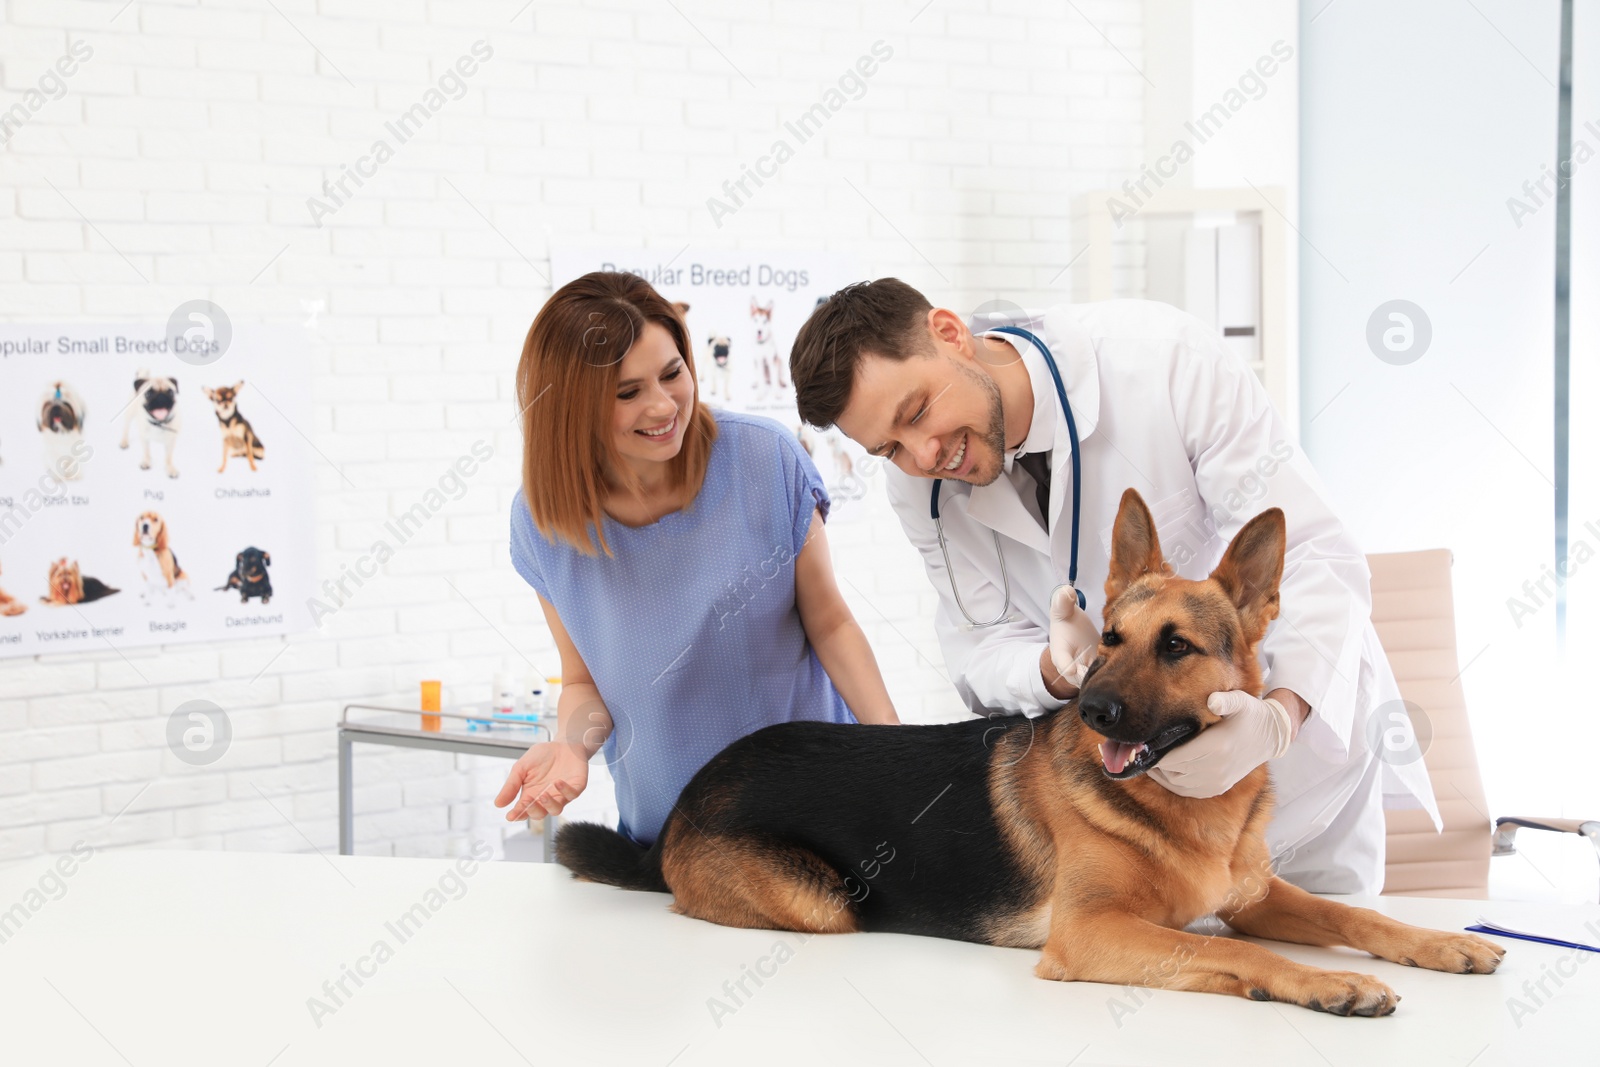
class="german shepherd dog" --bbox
[558,489,1504,1015]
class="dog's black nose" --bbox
[1079,694,1123,732]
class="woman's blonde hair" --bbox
[517,271,717,556]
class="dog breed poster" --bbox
[0,323,315,658]
[550,247,878,518]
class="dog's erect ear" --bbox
[1105,488,1171,606]
[1210,507,1286,645]
[233,380,244,393]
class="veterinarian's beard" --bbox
[957,362,1008,488]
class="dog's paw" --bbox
[1391,932,1505,975]
[1032,949,1072,983]
[1283,970,1398,1017]
[138,459,150,469]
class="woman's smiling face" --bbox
[608,320,695,473]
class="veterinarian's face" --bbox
[835,335,1007,486]
[609,321,694,467]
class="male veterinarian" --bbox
[789,280,1440,895]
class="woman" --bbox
[495,271,900,846]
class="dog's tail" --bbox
[554,821,668,892]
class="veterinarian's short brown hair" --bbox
[790,278,934,429]
[517,271,717,557]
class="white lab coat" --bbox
[884,299,1441,892]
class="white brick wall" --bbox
[0,0,1144,864]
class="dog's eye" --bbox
[1101,630,1120,647]
[1164,636,1190,656]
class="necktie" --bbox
[1016,450,1051,530]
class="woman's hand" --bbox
[494,741,591,821]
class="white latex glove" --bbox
[1148,690,1296,798]
[1047,584,1100,693]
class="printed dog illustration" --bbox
[216,546,272,604]
[119,371,181,478]
[203,381,265,473]
[40,558,119,606]
[0,559,27,616]
[37,381,88,481]
[133,510,193,607]
[750,299,786,399]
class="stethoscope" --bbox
[930,325,1084,629]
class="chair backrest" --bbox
[1368,549,1493,896]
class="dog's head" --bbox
[133,511,167,551]
[706,335,731,362]
[47,558,82,603]
[1076,488,1286,781]
[204,381,244,418]
[749,300,773,341]
[38,382,84,434]
[237,546,270,581]
[137,376,179,424]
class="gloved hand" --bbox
[1047,584,1100,694]
[1148,690,1297,798]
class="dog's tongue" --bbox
[1099,740,1144,774]
[151,407,170,420]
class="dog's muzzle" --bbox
[1079,693,1201,780]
